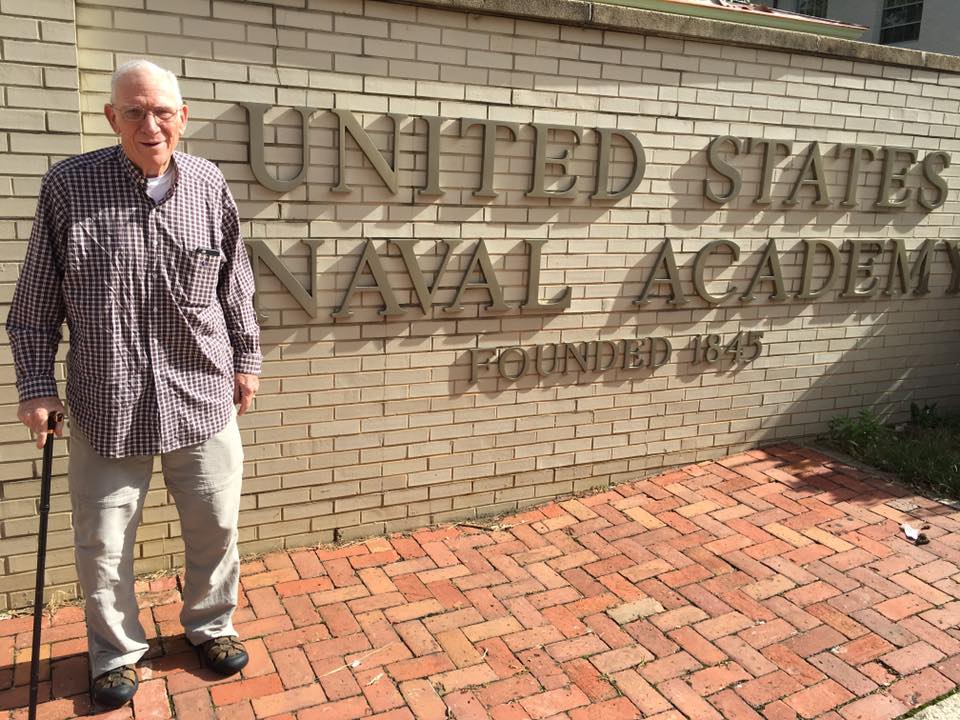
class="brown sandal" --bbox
[197,636,248,676]
[91,665,138,709]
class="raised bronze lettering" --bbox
[535,344,563,376]
[622,338,645,369]
[636,240,688,306]
[919,151,951,210]
[527,123,584,199]
[596,340,619,371]
[331,109,405,195]
[945,240,960,294]
[445,240,511,313]
[592,128,646,200]
[333,239,404,318]
[651,337,672,368]
[750,138,792,206]
[566,342,589,372]
[498,346,529,380]
[784,141,830,207]
[841,240,884,298]
[693,240,740,304]
[392,239,461,315]
[837,144,875,209]
[874,146,917,209]
[245,239,324,319]
[797,239,840,300]
[885,238,934,296]
[704,135,743,205]
[469,348,495,382]
[522,240,572,312]
[416,115,445,199]
[242,102,314,193]
[460,118,520,198]
[741,239,788,302]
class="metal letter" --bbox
[635,240,688,306]
[566,342,589,372]
[331,109,405,195]
[592,128,646,200]
[245,239,324,319]
[797,239,840,300]
[651,337,672,368]
[740,239,788,302]
[445,240,511,313]
[460,118,521,198]
[535,343,563,376]
[469,348,496,383]
[332,239,404,318]
[416,115,445,199]
[693,240,740,304]
[783,141,831,207]
[944,240,960,294]
[919,151,951,210]
[526,123,584,199]
[837,144,875,209]
[874,146,917,209]
[750,138,792,206]
[595,340,619,371]
[498,346,528,381]
[704,135,743,205]
[885,238,934,296]
[242,102,315,193]
[841,240,884,298]
[392,239,461,315]
[521,240,571,312]
[622,338,645,369]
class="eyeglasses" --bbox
[115,105,181,123]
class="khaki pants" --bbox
[68,417,244,678]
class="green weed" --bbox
[823,404,960,499]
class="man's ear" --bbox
[104,104,120,134]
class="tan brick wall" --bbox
[0,0,82,609]
[0,0,958,609]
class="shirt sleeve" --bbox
[217,179,262,375]
[5,174,66,402]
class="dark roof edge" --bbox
[390,0,960,75]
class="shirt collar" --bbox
[115,146,182,200]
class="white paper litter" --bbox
[901,522,929,544]
[901,522,921,541]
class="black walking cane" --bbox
[28,411,62,720]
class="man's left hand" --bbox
[234,373,259,415]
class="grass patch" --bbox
[822,402,960,500]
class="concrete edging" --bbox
[394,0,960,74]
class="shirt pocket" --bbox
[180,247,224,307]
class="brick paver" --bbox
[2,444,958,718]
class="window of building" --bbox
[797,0,828,18]
[880,0,923,44]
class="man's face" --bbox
[104,69,188,177]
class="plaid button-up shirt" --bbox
[6,145,261,458]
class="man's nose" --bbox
[139,112,162,131]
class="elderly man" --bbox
[6,59,261,709]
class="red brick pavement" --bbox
[2,444,959,719]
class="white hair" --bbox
[110,59,183,105]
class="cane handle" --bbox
[46,412,63,435]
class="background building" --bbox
[776,0,958,54]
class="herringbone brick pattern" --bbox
[2,444,958,719]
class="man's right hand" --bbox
[17,396,66,449]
